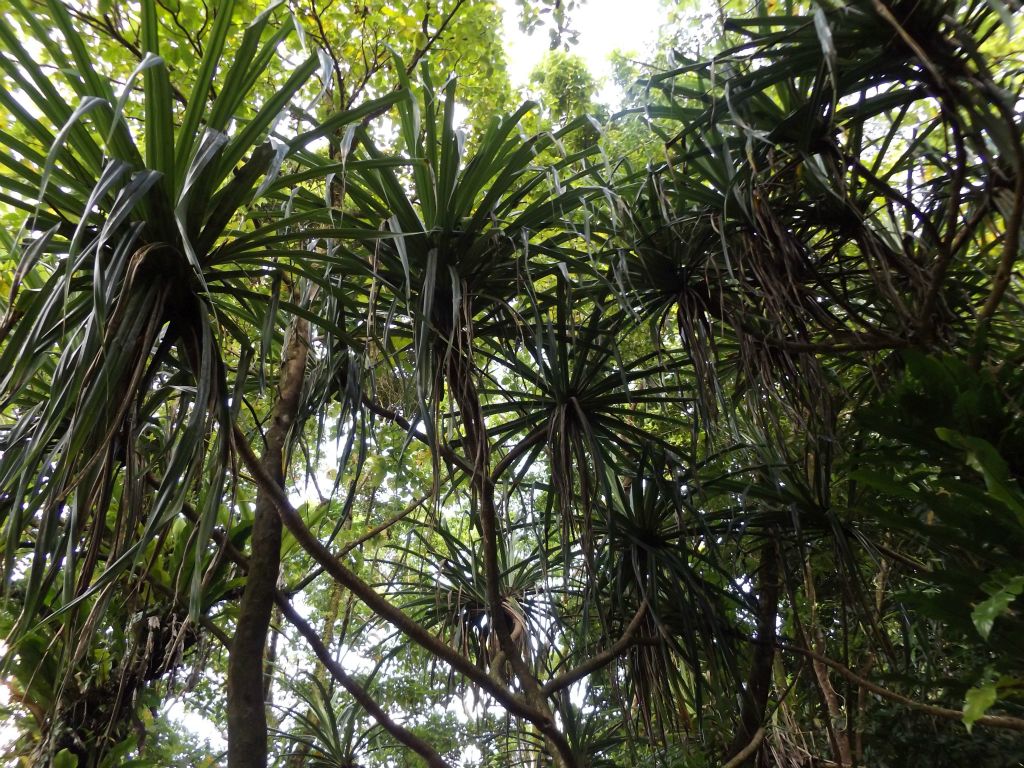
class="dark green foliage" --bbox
[1,0,1023,765]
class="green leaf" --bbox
[175,0,237,182]
[935,428,1024,522]
[973,574,1024,640]
[963,683,998,732]
[140,0,176,191]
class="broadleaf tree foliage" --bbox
[0,0,1023,766]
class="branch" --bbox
[351,0,468,123]
[275,595,454,768]
[66,7,190,107]
[181,483,468,767]
[870,0,944,86]
[720,727,765,768]
[307,0,345,107]
[542,601,648,696]
[339,494,428,556]
[972,165,1024,366]
[285,492,430,595]
[778,642,1024,732]
[444,351,577,768]
[407,0,467,72]
[491,424,547,484]
[228,315,309,768]
[229,425,558,731]
[364,397,474,476]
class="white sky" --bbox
[499,0,664,105]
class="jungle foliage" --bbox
[0,0,1022,766]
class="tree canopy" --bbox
[0,0,1023,766]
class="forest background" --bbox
[0,0,1022,766]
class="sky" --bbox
[499,0,665,104]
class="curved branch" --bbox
[721,727,765,768]
[542,601,648,696]
[444,350,577,768]
[187,486,468,767]
[491,424,547,484]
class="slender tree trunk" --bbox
[726,538,780,766]
[804,561,854,768]
[227,316,309,768]
[444,339,576,768]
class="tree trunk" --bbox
[444,341,576,768]
[804,560,854,768]
[227,316,309,768]
[726,538,780,766]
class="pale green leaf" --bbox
[973,575,1024,640]
[963,684,998,733]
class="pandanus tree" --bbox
[0,0,402,763]
[623,0,1024,762]
[1,0,1023,766]
[308,65,678,767]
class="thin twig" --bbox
[364,397,475,475]
[285,492,430,594]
